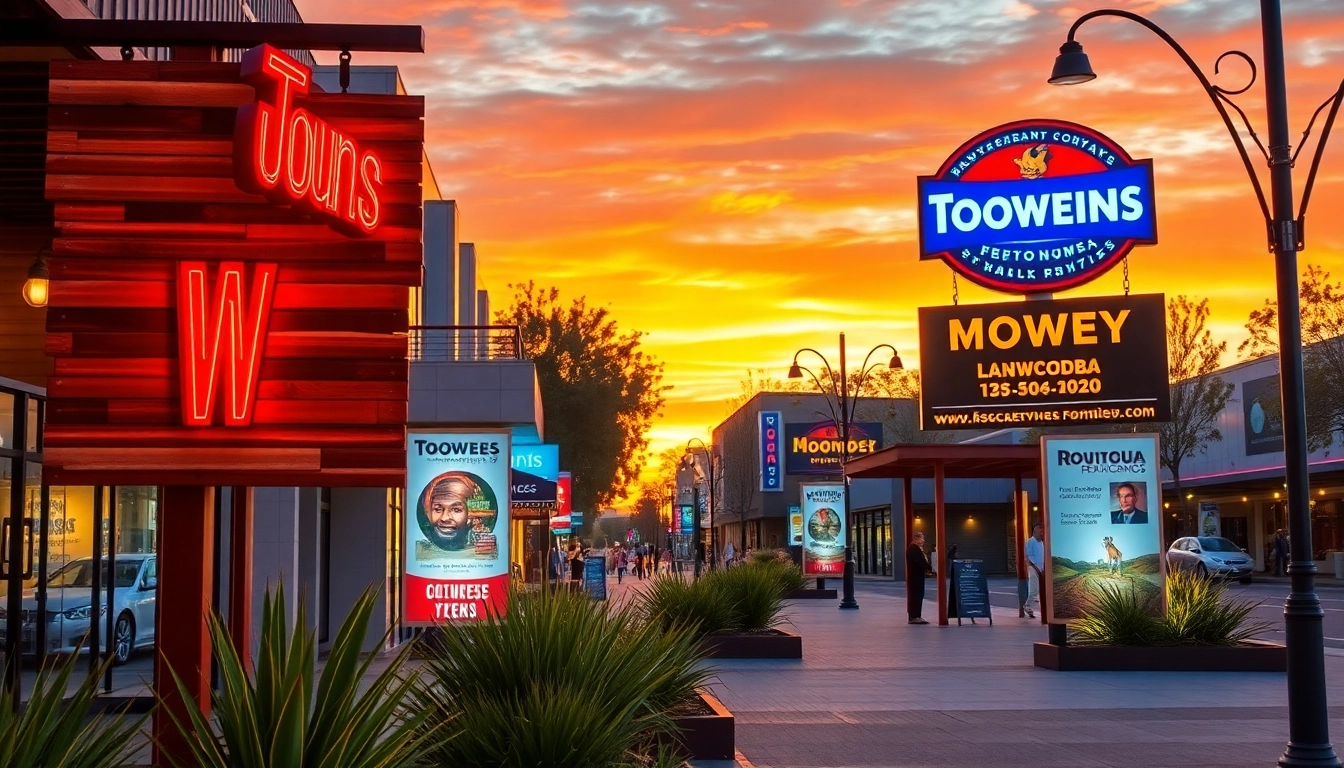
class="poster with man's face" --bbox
[1041,434,1165,624]
[800,483,845,576]
[405,430,511,625]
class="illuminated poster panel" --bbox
[800,482,846,576]
[1041,434,1165,624]
[405,430,511,625]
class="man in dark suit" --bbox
[1110,482,1149,524]
[905,531,931,625]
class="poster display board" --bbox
[679,504,694,534]
[583,553,608,601]
[918,293,1169,430]
[949,560,992,624]
[1199,501,1221,537]
[788,505,803,546]
[759,411,784,491]
[404,430,511,625]
[800,482,846,576]
[1041,434,1165,624]
[784,421,883,475]
[1242,374,1284,455]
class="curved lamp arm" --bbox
[1065,9,1272,227]
[790,357,843,432]
[851,343,900,402]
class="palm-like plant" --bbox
[158,585,440,768]
[414,586,710,767]
[0,647,146,768]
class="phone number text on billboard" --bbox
[918,293,1169,430]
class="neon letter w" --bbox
[177,261,278,427]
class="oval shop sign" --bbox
[917,119,1156,294]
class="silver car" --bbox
[1166,536,1255,583]
[0,554,157,665]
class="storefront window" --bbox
[1265,498,1344,560]
[115,487,157,554]
[0,391,13,451]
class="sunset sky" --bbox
[304,0,1344,473]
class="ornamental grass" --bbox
[1070,568,1271,647]
[412,586,709,768]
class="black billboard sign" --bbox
[918,293,1169,429]
[1242,374,1284,455]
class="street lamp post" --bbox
[684,438,718,577]
[789,332,903,611]
[1050,6,1340,766]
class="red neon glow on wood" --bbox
[234,44,383,235]
[176,261,277,427]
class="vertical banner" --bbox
[1041,434,1165,624]
[405,430,511,625]
[759,411,784,491]
[800,482,846,576]
[679,504,694,534]
[1199,501,1221,537]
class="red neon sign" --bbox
[177,261,277,427]
[234,44,383,235]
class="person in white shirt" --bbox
[1024,524,1045,619]
[724,540,736,568]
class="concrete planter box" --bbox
[785,588,838,600]
[668,688,735,761]
[701,629,803,659]
[1033,639,1286,672]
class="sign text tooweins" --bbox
[784,421,883,475]
[917,119,1156,295]
[918,293,1169,430]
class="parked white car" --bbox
[1166,537,1254,583]
[0,554,156,665]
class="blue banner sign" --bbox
[759,411,784,492]
[510,444,559,507]
[918,119,1156,294]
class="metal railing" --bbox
[408,325,523,361]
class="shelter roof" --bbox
[845,442,1040,480]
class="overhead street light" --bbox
[789,332,903,610]
[1049,5,1341,766]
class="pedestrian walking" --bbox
[661,547,673,574]
[1024,523,1045,619]
[905,531,931,624]
[568,541,584,589]
[616,547,628,583]
[724,540,736,569]
[1274,529,1290,576]
[651,545,660,575]
[549,543,565,591]
[635,548,646,580]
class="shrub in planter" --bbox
[414,587,710,768]
[1070,569,1272,647]
[1,647,146,768]
[639,573,740,638]
[706,566,786,632]
[159,585,437,768]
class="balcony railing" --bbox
[408,325,523,361]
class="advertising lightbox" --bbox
[918,119,1157,295]
[405,430,511,625]
[788,505,803,546]
[511,444,560,507]
[759,411,784,492]
[918,293,1169,429]
[800,482,846,576]
[784,421,883,475]
[1041,434,1165,624]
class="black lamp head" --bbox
[1049,40,1096,85]
[888,353,904,370]
[787,362,803,379]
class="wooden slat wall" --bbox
[43,60,423,488]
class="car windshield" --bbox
[1197,537,1243,553]
[46,559,141,589]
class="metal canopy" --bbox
[844,443,1040,480]
[0,18,425,52]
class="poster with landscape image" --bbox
[1041,435,1165,624]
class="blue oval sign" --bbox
[917,119,1157,294]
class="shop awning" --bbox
[845,442,1041,480]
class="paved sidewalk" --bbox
[705,582,1344,768]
